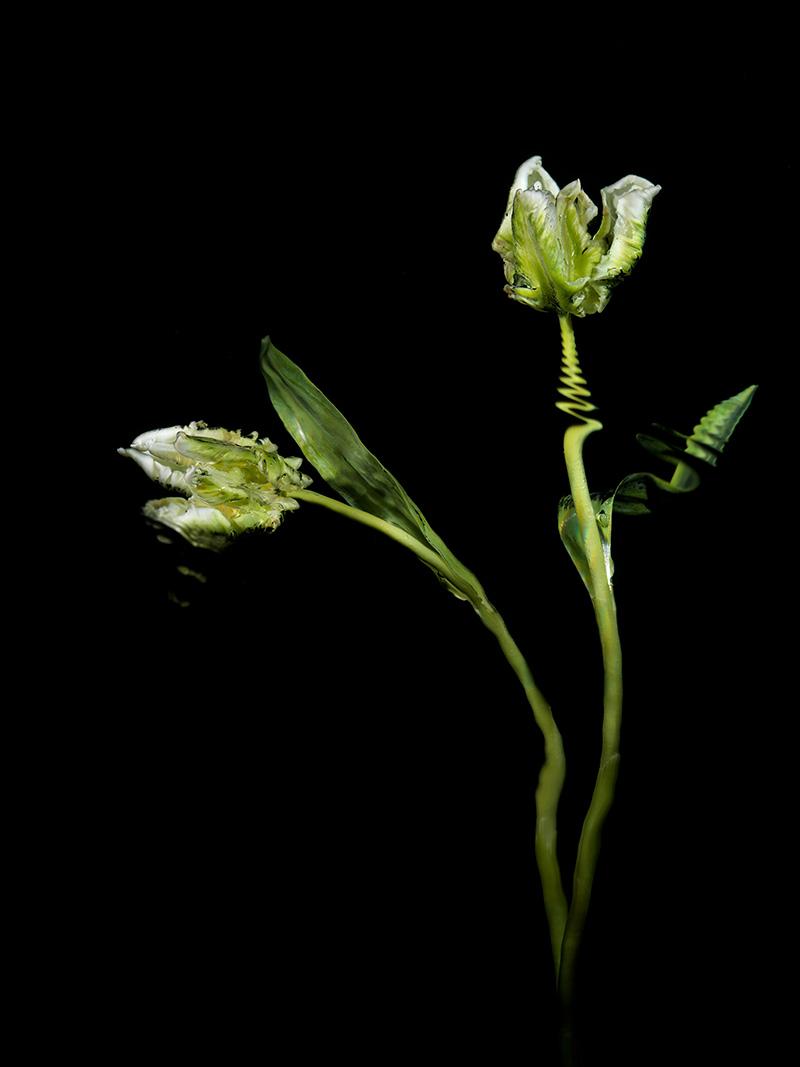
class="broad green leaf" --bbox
[260,338,485,604]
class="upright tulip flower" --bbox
[491,154,666,1040]
[492,155,660,316]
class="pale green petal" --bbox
[556,180,603,285]
[508,186,565,310]
[513,155,560,198]
[127,424,200,458]
[175,431,257,468]
[175,430,311,490]
[143,497,236,550]
[594,175,660,278]
[142,492,298,549]
[570,279,612,317]
[190,472,253,506]
[187,425,267,448]
[117,446,194,492]
[492,155,560,255]
[118,423,206,491]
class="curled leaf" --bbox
[559,386,757,583]
[684,385,757,467]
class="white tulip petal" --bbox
[143,497,235,550]
[493,155,561,256]
[512,155,560,198]
[117,446,193,492]
[595,176,661,278]
[128,424,194,453]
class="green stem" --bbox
[556,314,624,1010]
[289,486,568,973]
[474,601,567,971]
[289,489,452,577]
[670,459,700,492]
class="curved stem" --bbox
[556,315,624,1010]
[474,602,567,970]
[289,486,568,973]
[288,488,454,580]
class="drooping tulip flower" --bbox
[119,422,312,549]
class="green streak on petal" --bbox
[556,181,603,285]
[510,188,562,311]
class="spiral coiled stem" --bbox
[556,314,601,429]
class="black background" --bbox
[60,33,790,1066]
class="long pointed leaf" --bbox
[260,338,485,603]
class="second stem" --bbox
[556,314,624,1010]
